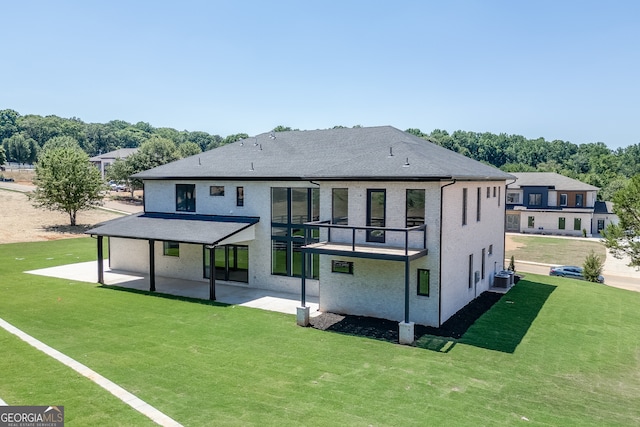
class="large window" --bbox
[332,188,348,225]
[528,193,542,206]
[271,187,319,278]
[462,188,468,226]
[367,189,386,242]
[406,189,425,227]
[417,269,430,296]
[574,218,582,231]
[176,184,196,212]
[204,245,249,283]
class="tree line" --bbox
[2,109,639,202]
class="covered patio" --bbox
[26,260,319,316]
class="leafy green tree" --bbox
[2,132,38,164]
[125,136,180,191]
[582,250,604,282]
[602,174,640,268]
[31,143,105,226]
[221,133,249,146]
[272,125,293,132]
[0,109,20,142]
[178,141,201,158]
[0,145,6,167]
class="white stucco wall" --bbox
[519,211,595,236]
[440,181,507,323]
[315,181,441,326]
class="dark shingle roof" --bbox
[133,126,513,181]
[508,172,599,191]
[85,213,259,245]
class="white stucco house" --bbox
[87,126,513,343]
[505,172,618,237]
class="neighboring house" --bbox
[505,172,617,236]
[87,126,513,343]
[89,148,138,179]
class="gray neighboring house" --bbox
[87,126,514,344]
[90,148,138,179]
[505,172,618,236]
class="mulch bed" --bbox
[309,291,503,343]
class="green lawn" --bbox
[1,238,640,426]
[506,234,607,265]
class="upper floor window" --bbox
[476,187,481,222]
[462,188,468,226]
[210,186,224,196]
[560,194,567,206]
[486,187,491,198]
[528,193,542,206]
[332,188,348,225]
[236,186,244,207]
[406,189,425,227]
[176,184,195,212]
[507,192,520,204]
[576,194,584,207]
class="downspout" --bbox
[504,178,517,270]
[438,179,456,327]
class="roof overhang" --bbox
[85,213,259,246]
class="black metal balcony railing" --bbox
[302,220,427,257]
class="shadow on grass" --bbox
[311,279,555,354]
[98,285,231,308]
[457,279,556,353]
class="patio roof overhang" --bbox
[85,212,260,246]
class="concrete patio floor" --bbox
[26,261,320,316]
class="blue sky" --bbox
[2,1,638,148]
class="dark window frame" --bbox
[331,260,354,274]
[574,217,582,231]
[332,188,348,225]
[406,189,425,227]
[560,193,568,206]
[236,186,244,207]
[366,189,386,243]
[209,185,225,196]
[163,241,180,257]
[417,269,430,296]
[462,188,468,226]
[528,193,542,206]
[559,217,566,230]
[476,187,481,222]
[176,184,196,212]
[528,216,535,228]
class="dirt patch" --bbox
[310,291,503,344]
[505,234,525,252]
[0,189,123,244]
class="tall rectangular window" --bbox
[476,187,481,222]
[176,184,195,212]
[560,194,567,206]
[486,187,491,198]
[559,217,566,230]
[574,218,582,231]
[528,216,535,228]
[576,194,584,207]
[462,188,468,226]
[270,187,319,279]
[236,186,244,207]
[417,269,430,296]
[406,189,425,227]
[367,189,386,242]
[468,254,473,288]
[481,248,486,279]
[498,186,501,206]
[332,188,348,225]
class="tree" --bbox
[602,174,640,268]
[2,132,38,164]
[0,145,6,167]
[31,143,104,226]
[106,158,136,197]
[582,250,604,282]
[177,141,201,158]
